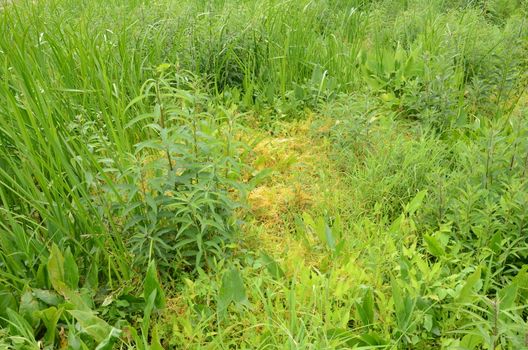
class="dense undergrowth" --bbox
[0,0,527,348]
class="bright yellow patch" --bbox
[241,117,349,270]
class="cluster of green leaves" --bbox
[0,0,253,346]
[104,66,250,274]
[0,0,527,348]
[356,2,527,129]
[0,243,167,349]
[316,94,528,348]
[155,131,527,348]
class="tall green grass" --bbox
[0,0,527,348]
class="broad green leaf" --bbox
[156,63,171,73]
[423,314,433,332]
[142,290,157,341]
[260,251,285,280]
[94,327,122,350]
[302,212,315,232]
[33,289,61,306]
[389,214,404,234]
[150,327,164,350]
[143,261,165,309]
[404,56,417,77]
[218,268,247,319]
[326,328,360,347]
[126,327,143,350]
[249,168,273,187]
[324,222,336,251]
[37,306,63,344]
[327,329,388,347]
[19,290,41,328]
[84,253,99,289]
[48,244,68,294]
[499,282,518,311]
[36,261,49,289]
[394,44,405,66]
[68,310,113,343]
[461,332,482,349]
[62,289,91,311]
[457,266,482,303]
[309,215,327,247]
[489,232,502,253]
[315,216,326,245]
[359,332,389,346]
[333,215,343,241]
[405,190,427,215]
[68,329,87,350]
[424,234,445,257]
[0,290,17,319]
[382,49,395,73]
[356,286,375,327]
[512,266,528,289]
[392,280,414,330]
[64,247,80,290]
[6,308,37,343]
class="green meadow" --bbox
[0,0,527,348]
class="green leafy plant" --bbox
[109,66,251,274]
[1,0,527,348]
